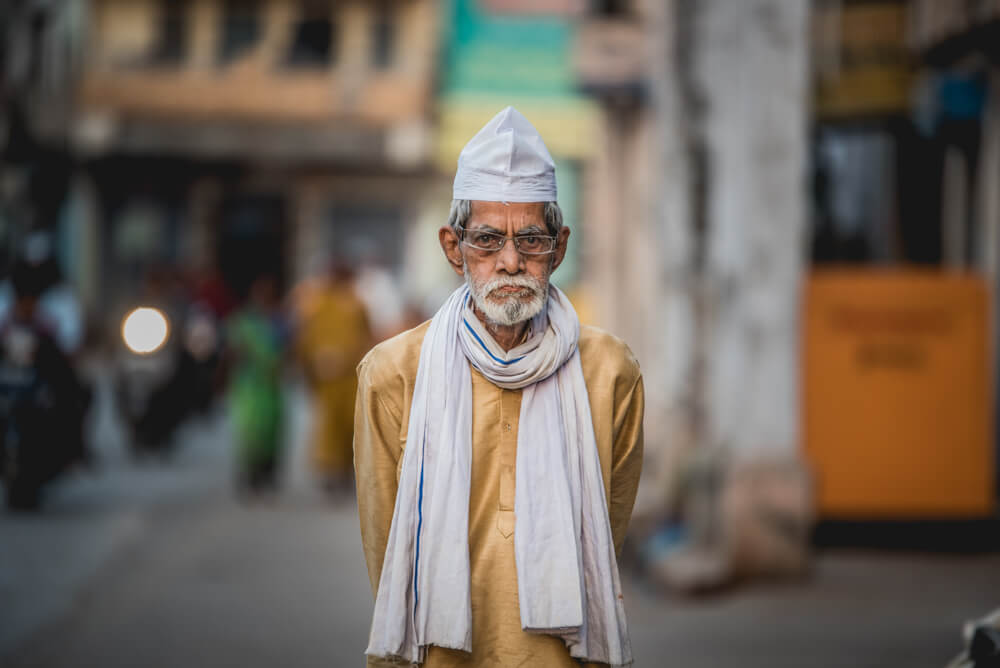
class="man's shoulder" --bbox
[579,325,641,384]
[356,319,430,389]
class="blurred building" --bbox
[572,0,648,341]
[804,0,998,547]
[0,0,85,277]
[573,0,677,517]
[2,0,995,579]
[906,0,1000,280]
[594,0,1000,592]
[569,0,815,590]
[64,0,438,324]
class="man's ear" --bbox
[439,226,466,277]
[548,227,571,274]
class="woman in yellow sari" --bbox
[294,265,371,494]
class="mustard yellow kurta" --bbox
[354,320,644,668]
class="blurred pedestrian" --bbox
[0,234,93,466]
[354,107,644,667]
[227,274,287,495]
[293,259,371,496]
[190,265,236,321]
[0,257,91,507]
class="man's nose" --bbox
[495,238,524,273]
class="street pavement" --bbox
[2,377,999,668]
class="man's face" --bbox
[439,201,570,327]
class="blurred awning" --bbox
[71,112,436,169]
[72,113,379,163]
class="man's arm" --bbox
[609,371,644,559]
[353,352,403,596]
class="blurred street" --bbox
[1,1,999,667]
[0,372,373,667]
[0,371,997,668]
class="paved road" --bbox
[2,378,999,668]
[1,378,374,667]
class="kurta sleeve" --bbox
[353,351,404,597]
[609,370,644,559]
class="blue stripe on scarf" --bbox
[414,432,426,612]
[463,319,526,366]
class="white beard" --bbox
[464,269,548,326]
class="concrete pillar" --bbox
[625,0,697,520]
[186,177,222,273]
[693,0,810,466]
[260,0,294,65]
[643,0,813,590]
[581,111,616,330]
[61,173,102,311]
[289,181,328,285]
[943,146,970,268]
[976,70,1000,485]
[339,3,369,109]
[975,72,1000,279]
[189,0,220,70]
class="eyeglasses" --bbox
[456,225,558,256]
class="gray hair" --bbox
[447,199,564,236]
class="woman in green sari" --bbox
[227,275,287,494]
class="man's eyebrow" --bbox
[464,223,547,235]
[465,224,504,234]
[515,225,547,235]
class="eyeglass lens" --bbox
[462,229,555,254]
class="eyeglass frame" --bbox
[454,224,559,256]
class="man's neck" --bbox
[472,304,529,352]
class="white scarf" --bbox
[366,285,631,666]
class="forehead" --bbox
[467,201,545,229]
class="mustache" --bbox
[479,275,544,297]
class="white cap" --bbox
[453,106,557,203]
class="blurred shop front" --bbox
[68,0,439,335]
[807,0,999,546]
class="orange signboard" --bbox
[803,270,995,517]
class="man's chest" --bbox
[467,371,521,539]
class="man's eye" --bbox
[472,233,501,247]
[518,236,544,250]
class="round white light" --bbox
[122,307,169,354]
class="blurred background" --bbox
[1,0,999,666]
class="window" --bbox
[811,127,898,264]
[371,1,395,69]
[218,0,260,65]
[285,2,335,67]
[150,0,188,65]
[590,0,630,16]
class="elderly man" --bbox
[354,107,643,667]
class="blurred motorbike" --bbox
[114,303,224,457]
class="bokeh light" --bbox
[121,307,170,354]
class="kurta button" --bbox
[503,422,512,432]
